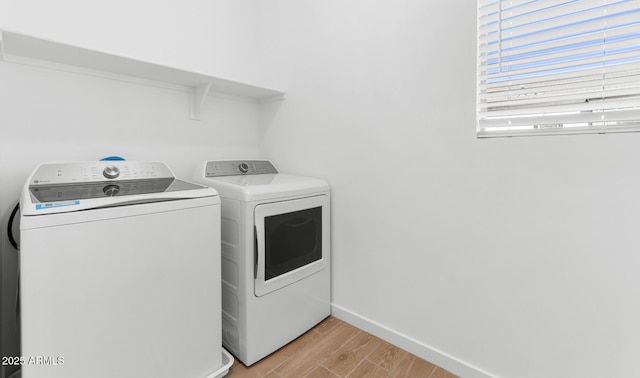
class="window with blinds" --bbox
[477,0,640,137]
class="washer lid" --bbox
[21,161,218,215]
[202,173,329,202]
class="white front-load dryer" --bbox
[193,160,331,366]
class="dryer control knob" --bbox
[103,165,120,179]
[238,163,249,173]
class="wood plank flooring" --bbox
[226,316,459,378]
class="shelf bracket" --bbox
[190,82,212,120]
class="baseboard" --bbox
[331,304,496,378]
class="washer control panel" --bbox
[30,161,174,186]
[205,160,278,177]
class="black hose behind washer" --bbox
[8,203,19,250]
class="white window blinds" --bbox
[477,0,640,137]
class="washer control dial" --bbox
[103,184,120,197]
[238,162,250,173]
[103,165,120,179]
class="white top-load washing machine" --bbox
[19,161,231,378]
[192,160,331,366]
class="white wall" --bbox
[257,1,640,377]
[0,2,262,377]
[0,0,260,83]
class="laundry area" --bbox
[2,2,640,378]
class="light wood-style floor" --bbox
[226,316,459,378]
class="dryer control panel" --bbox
[205,160,278,177]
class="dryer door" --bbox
[254,195,329,297]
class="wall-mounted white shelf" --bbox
[0,30,286,119]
